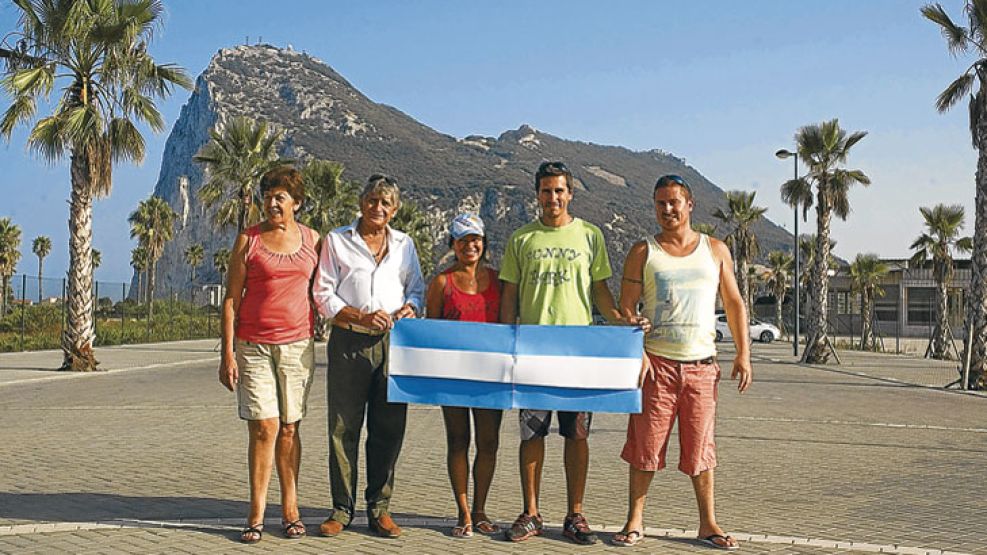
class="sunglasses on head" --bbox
[538,161,569,173]
[368,174,396,186]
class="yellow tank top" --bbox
[641,233,719,360]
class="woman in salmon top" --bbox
[425,213,503,538]
[219,166,320,544]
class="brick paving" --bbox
[0,339,984,554]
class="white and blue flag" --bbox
[388,319,643,413]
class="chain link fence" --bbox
[0,274,221,352]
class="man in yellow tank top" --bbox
[612,175,753,550]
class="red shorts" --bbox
[620,353,720,476]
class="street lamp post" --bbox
[775,148,800,357]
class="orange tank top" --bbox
[236,223,319,344]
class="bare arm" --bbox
[620,240,653,386]
[219,233,249,391]
[618,241,651,328]
[500,281,519,324]
[592,280,621,324]
[425,273,446,319]
[711,238,753,392]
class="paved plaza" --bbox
[0,338,983,554]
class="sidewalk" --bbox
[0,340,984,553]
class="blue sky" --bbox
[0,0,977,282]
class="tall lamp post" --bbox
[775,148,800,357]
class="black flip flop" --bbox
[240,524,264,544]
[698,534,739,550]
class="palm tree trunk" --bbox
[737,254,750,317]
[1,274,8,316]
[148,259,157,322]
[931,264,949,359]
[805,191,833,363]
[774,287,785,337]
[37,256,44,303]
[61,152,98,371]
[136,271,143,306]
[965,123,987,387]
[860,291,873,350]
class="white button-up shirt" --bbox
[313,219,426,320]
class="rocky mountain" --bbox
[146,44,793,295]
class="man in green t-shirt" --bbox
[499,161,622,545]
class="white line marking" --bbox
[725,415,987,434]
[0,357,218,388]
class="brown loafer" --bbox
[319,517,345,537]
[368,513,402,538]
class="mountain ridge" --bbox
[146,44,793,294]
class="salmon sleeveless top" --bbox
[236,223,319,344]
[441,267,501,323]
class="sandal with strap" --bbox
[451,523,473,538]
[474,519,500,534]
[612,529,643,547]
[240,523,264,544]
[698,534,740,550]
[282,519,306,539]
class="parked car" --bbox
[715,314,781,343]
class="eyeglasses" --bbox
[368,173,397,186]
[538,161,569,173]
[656,175,687,187]
[654,174,693,196]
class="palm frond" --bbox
[936,72,976,113]
[921,3,971,55]
[780,177,813,221]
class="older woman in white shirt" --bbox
[313,174,425,539]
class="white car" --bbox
[715,314,781,343]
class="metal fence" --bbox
[0,274,221,353]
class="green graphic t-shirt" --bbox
[499,218,612,325]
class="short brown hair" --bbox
[535,161,573,192]
[260,165,305,202]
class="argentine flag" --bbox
[388,319,643,413]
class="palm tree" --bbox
[297,159,360,235]
[184,243,204,284]
[91,249,101,271]
[712,190,767,315]
[1,1,191,371]
[131,246,148,305]
[129,197,177,321]
[910,204,973,359]
[763,251,793,336]
[0,218,22,316]
[391,199,435,275]
[781,119,870,363]
[849,254,889,351]
[194,116,287,231]
[923,2,987,385]
[32,235,51,302]
[184,243,204,306]
[213,246,230,287]
[692,222,717,236]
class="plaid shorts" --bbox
[519,409,592,440]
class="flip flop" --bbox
[698,534,739,550]
[612,529,644,547]
[451,523,474,538]
[282,519,306,539]
[240,523,264,544]
[474,519,500,534]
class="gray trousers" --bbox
[326,327,407,524]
